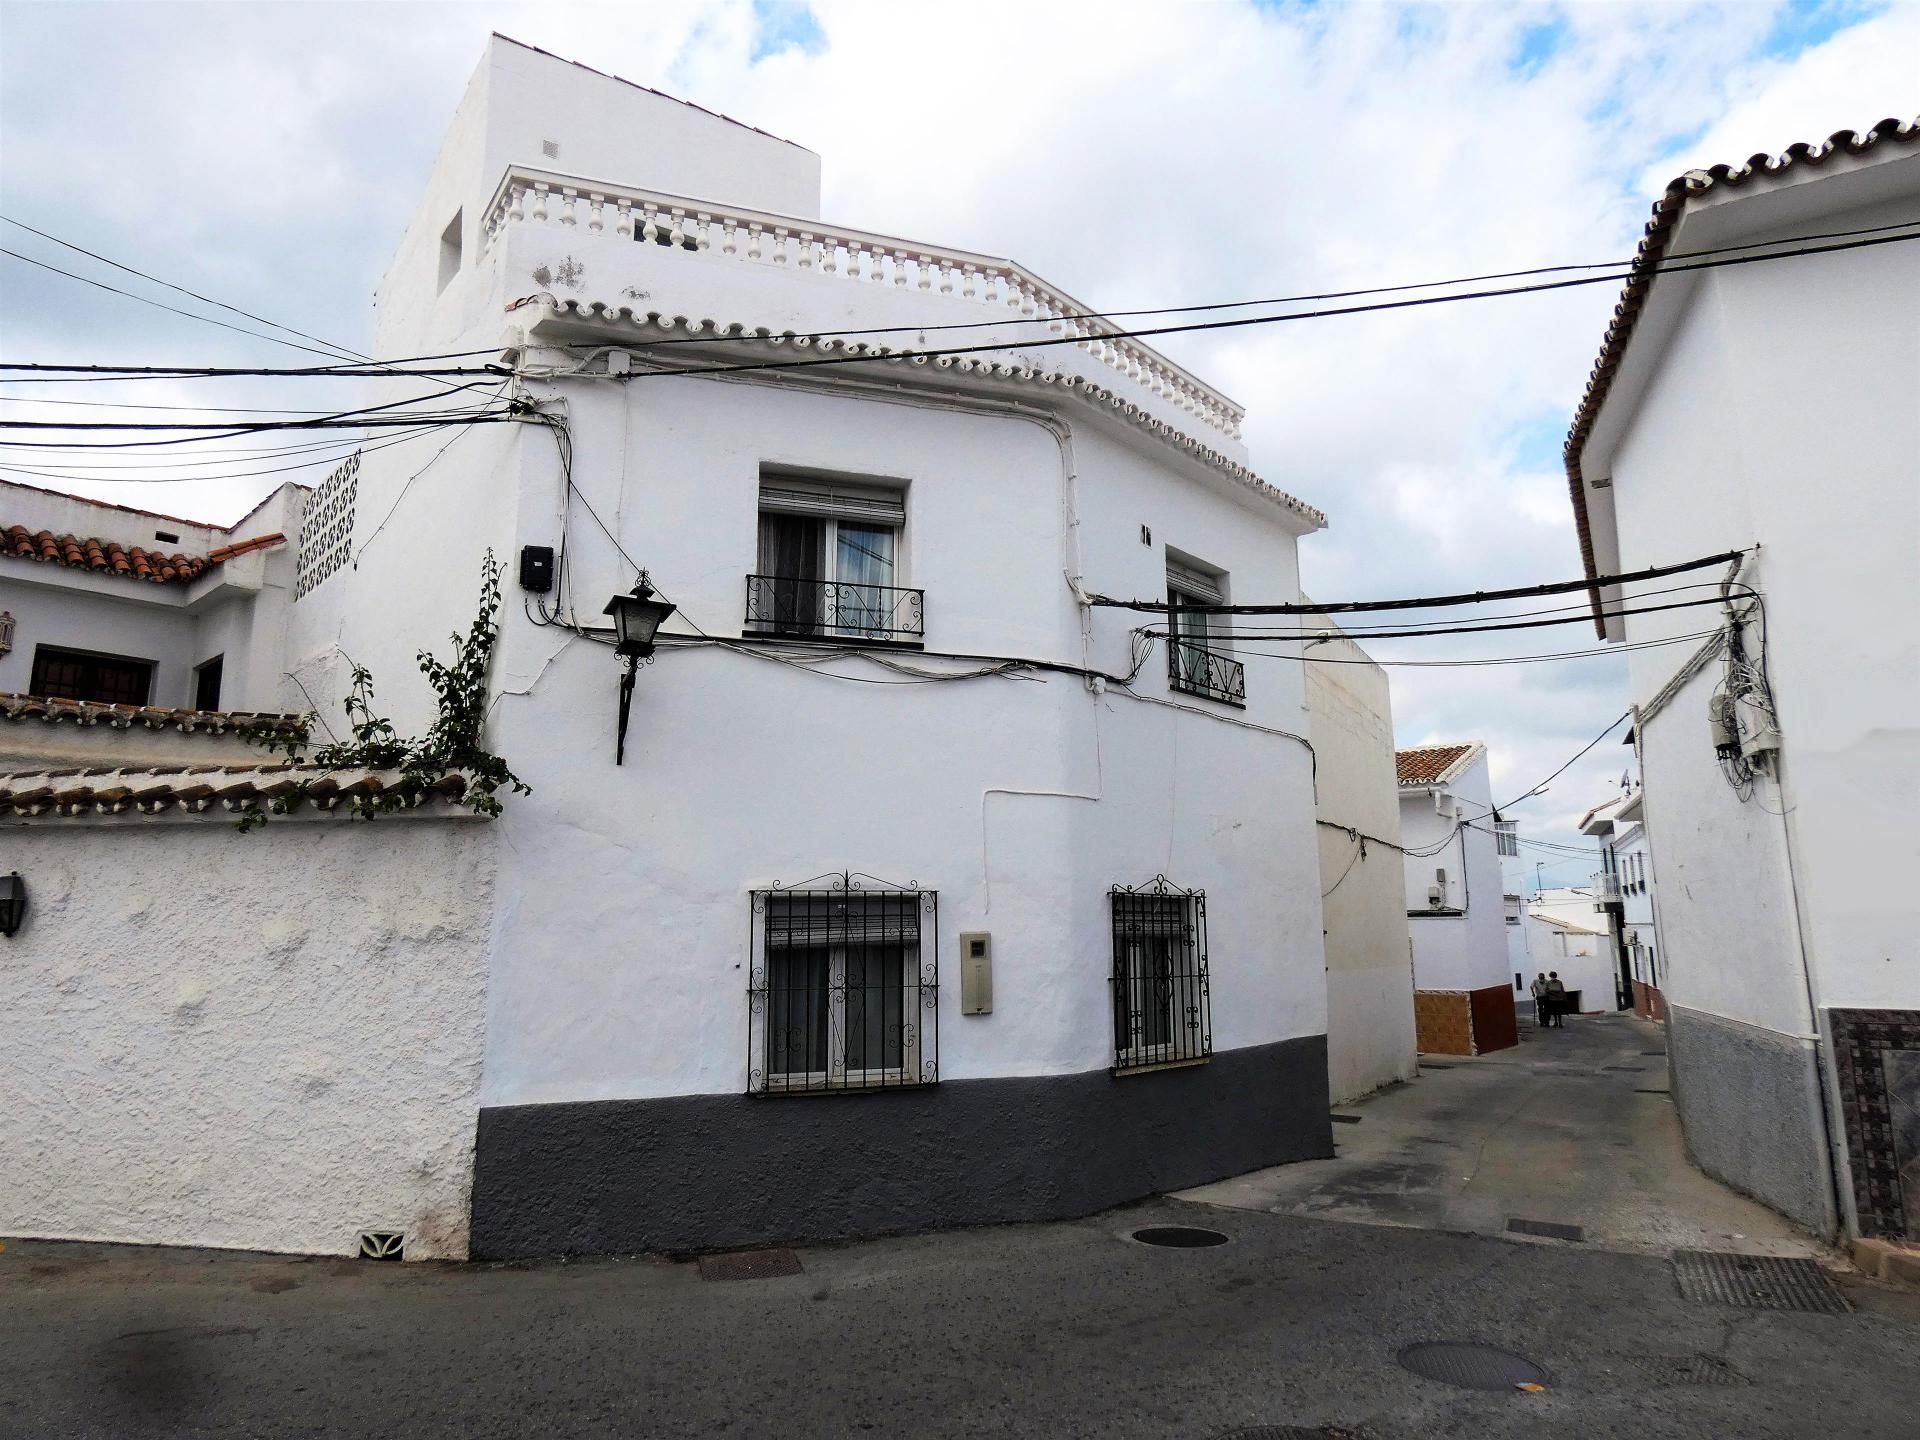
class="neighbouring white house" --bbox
[1494,817,1534,1008]
[1524,888,1618,1016]
[1580,783,1662,1019]
[1,35,1342,1261]
[1305,613,1415,1103]
[1396,742,1515,1055]
[1563,115,1919,1242]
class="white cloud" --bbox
[0,0,1904,847]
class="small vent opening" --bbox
[358,1229,405,1262]
[541,138,560,159]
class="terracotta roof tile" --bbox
[3,524,215,585]
[0,692,307,738]
[205,532,287,564]
[1395,742,1482,787]
[0,763,482,820]
[1564,116,1920,632]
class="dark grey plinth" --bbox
[471,1034,1332,1259]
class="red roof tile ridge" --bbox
[1563,115,1920,631]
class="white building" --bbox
[1524,888,1618,1016]
[1,36,1341,1260]
[1580,785,1662,1018]
[1305,614,1416,1103]
[1563,116,1919,1242]
[1396,742,1515,1055]
[1494,818,1534,1004]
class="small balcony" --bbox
[1591,872,1623,904]
[1168,638,1246,708]
[744,574,925,645]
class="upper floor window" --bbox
[1495,820,1518,857]
[748,874,938,1093]
[1165,557,1244,708]
[193,655,224,712]
[1110,877,1212,1072]
[31,645,153,706]
[1504,894,1523,925]
[746,477,922,643]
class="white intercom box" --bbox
[959,931,992,1015]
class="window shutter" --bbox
[1165,560,1224,605]
[760,480,905,526]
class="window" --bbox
[30,646,153,706]
[1504,894,1523,926]
[1495,820,1519,857]
[748,874,938,1093]
[1109,878,1212,1071]
[1165,557,1244,707]
[193,655,224,712]
[746,477,922,642]
[437,210,462,293]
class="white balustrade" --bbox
[482,166,1244,440]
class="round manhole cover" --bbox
[1396,1341,1548,1391]
[1131,1225,1230,1248]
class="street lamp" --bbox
[0,871,26,937]
[602,572,678,765]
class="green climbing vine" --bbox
[238,550,530,829]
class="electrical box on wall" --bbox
[518,545,555,593]
[959,932,992,1015]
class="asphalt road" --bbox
[5,1195,1917,1439]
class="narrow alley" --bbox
[1187,1010,1820,1258]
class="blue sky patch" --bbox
[1510,12,1568,76]
[1762,0,1885,61]
[751,0,827,62]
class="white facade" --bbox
[2,36,1345,1259]
[1524,889,1618,1014]
[1306,614,1416,1103]
[1567,120,1920,1239]
[1398,747,1508,994]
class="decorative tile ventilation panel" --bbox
[295,451,358,600]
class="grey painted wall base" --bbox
[471,1035,1332,1260]
[1667,1005,1837,1238]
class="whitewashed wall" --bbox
[1400,752,1507,993]
[0,818,493,1259]
[1306,616,1416,1102]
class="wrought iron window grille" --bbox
[1109,877,1212,1072]
[744,575,925,644]
[1167,637,1246,708]
[748,872,939,1094]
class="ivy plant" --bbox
[238,550,530,829]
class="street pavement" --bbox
[7,1010,1917,1438]
[1185,1010,1819,1257]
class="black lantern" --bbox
[602,573,677,659]
[603,573,677,765]
[0,871,25,937]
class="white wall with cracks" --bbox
[0,817,494,1259]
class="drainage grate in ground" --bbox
[1602,1064,1646,1072]
[1131,1226,1230,1248]
[1418,1062,1457,1070]
[1212,1427,1374,1439]
[1397,1341,1548,1391]
[1617,1353,1748,1387]
[1641,1050,1668,1057]
[1508,1218,1584,1242]
[1635,1088,1672,1096]
[1330,1113,1363,1125]
[696,1248,803,1282]
[1671,1250,1851,1313]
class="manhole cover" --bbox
[1618,1353,1748,1386]
[1671,1251,1851,1313]
[1397,1341,1548,1391]
[1507,1217,1584,1242]
[696,1248,803,1282]
[1131,1226,1229,1248]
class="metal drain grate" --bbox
[1508,1218,1584,1242]
[1418,1062,1457,1070]
[1213,1428,1373,1439]
[1671,1251,1851,1313]
[1330,1113,1363,1125]
[1641,1050,1667,1057]
[697,1248,803,1282]
[1617,1353,1748,1387]
[1397,1341,1548,1391]
[1131,1226,1229,1248]
[1602,1064,1646,1072]
[1635,1088,1671,1095]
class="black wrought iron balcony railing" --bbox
[745,574,926,644]
[1168,638,1246,708]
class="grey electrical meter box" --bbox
[959,932,992,1015]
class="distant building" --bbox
[1494,818,1534,1003]
[1524,888,1618,1015]
[1306,613,1416,1102]
[1562,116,1919,1241]
[1396,742,1514,1055]
[1580,785,1660,1018]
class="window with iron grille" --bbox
[748,874,938,1093]
[1165,557,1244,708]
[1109,878,1211,1071]
[747,476,922,643]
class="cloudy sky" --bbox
[2,0,1914,869]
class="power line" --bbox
[590,226,1920,384]
[548,216,1920,349]
[0,423,454,485]
[1216,629,1721,668]
[1200,591,1737,642]
[0,359,504,380]
[1500,712,1632,809]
